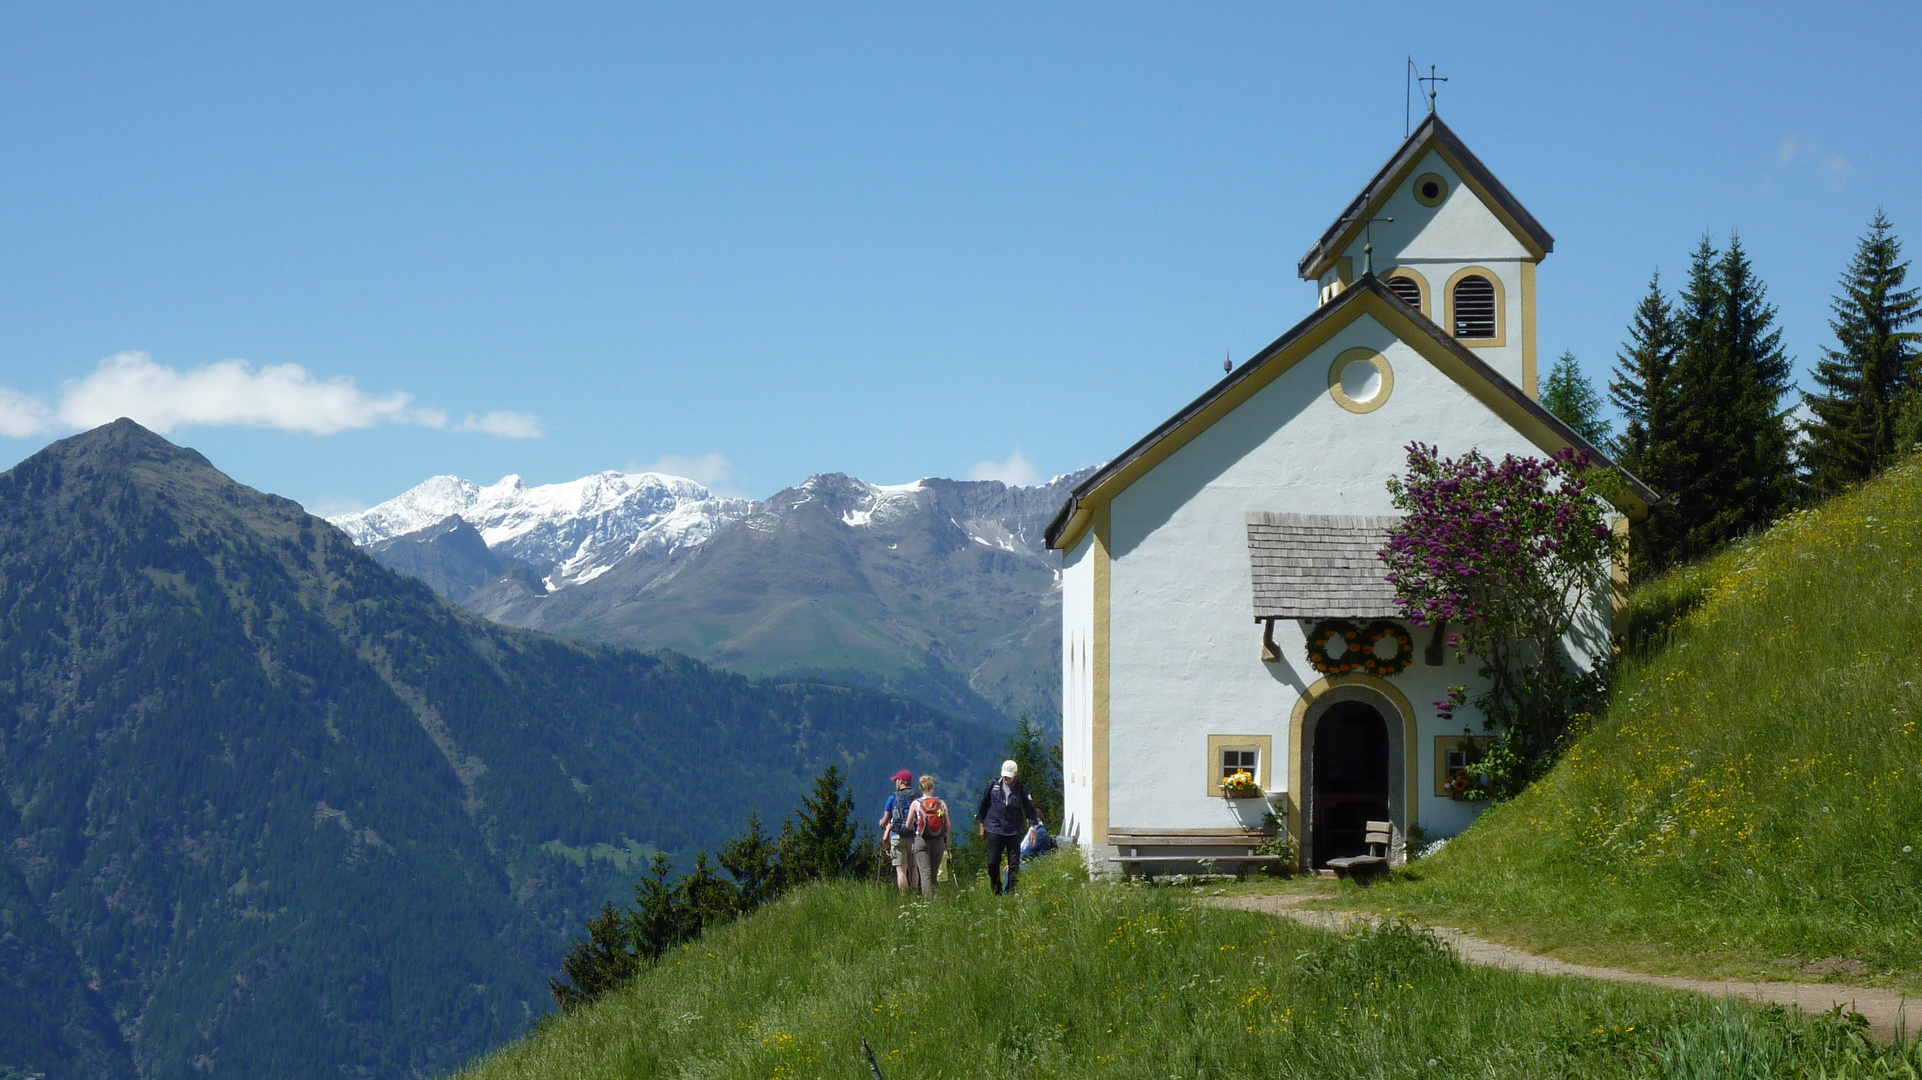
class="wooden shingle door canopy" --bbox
[1324,820,1393,881]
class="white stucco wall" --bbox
[1059,532,1095,847]
[1097,312,1570,849]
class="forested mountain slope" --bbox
[1376,455,1922,984]
[0,420,1002,1080]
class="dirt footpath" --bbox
[1204,893,1914,1044]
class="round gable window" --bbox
[1328,347,1394,413]
[1413,172,1446,207]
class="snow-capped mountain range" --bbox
[330,465,1095,730]
[333,471,752,590]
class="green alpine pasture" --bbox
[1372,456,1922,986]
[456,857,1917,1079]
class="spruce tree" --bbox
[777,765,867,883]
[1717,235,1798,523]
[1801,210,1921,494]
[1608,272,1679,481]
[1540,350,1611,446]
[631,852,687,961]
[718,812,783,910]
[549,901,641,1011]
[1647,235,1796,570]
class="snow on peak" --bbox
[332,469,750,589]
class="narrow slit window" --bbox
[1452,275,1497,339]
[1385,275,1422,310]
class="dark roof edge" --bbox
[1296,114,1556,280]
[1043,284,1372,549]
[1043,278,1657,549]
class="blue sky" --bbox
[0,2,1916,511]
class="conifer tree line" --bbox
[549,765,870,1011]
[550,720,1067,1012]
[1543,212,1918,579]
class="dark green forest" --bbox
[0,420,1003,1080]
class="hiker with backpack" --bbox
[878,769,919,895]
[976,760,1041,895]
[903,774,951,900]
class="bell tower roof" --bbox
[1297,114,1554,281]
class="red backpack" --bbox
[911,796,949,837]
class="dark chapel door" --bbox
[1312,701,1391,866]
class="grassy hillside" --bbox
[1373,456,1922,985]
[458,857,1917,1079]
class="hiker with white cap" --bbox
[878,768,919,894]
[976,759,1041,894]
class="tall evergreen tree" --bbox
[1608,272,1679,481]
[777,765,868,883]
[1643,234,1796,571]
[718,812,783,911]
[1801,210,1922,493]
[1716,234,1799,521]
[1540,350,1612,446]
[549,902,641,1012]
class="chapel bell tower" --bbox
[1295,114,1553,398]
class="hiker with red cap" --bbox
[878,769,920,894]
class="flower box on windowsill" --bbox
[1220,770,1263,800]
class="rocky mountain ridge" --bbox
[337,465,1095,729]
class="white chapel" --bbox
[1045,114,1655,873]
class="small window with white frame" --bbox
[1221,747,1259,779]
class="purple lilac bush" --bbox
[1381,443,1621,789]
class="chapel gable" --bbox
[1298,114,1552,397]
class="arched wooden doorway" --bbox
[1288,676,1416,870]
[1311,701,1390,866]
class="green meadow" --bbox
[457,856,1917,1079]
[1369,457,1922,987]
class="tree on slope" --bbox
[1608,273,1679,483]
[1541,351,1612,447]
[1801,210,1922,494]
[777,764,868,883]
[1645,235,1796,570]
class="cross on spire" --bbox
[1419,65,1448,115]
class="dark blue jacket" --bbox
[977,778,1040,836]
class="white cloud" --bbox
[969,449,1041,487]
[454,410,544,439]
[1769,136,1855,193]
[638,452,735,487]
[0,386,53,438]
[306,496,370,518]
[57,352,416,435]
[0,351,543,441]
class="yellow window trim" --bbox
[1434,735,1497,797]
[1206,734,1274,797]
[1383,266,1431,318]
[1444,265,1507,348]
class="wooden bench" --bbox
[1323,821,1392,881]
[1107,828,1287,879]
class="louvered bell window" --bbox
[1386,275,1422,310]
[1452,275,1497,339]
